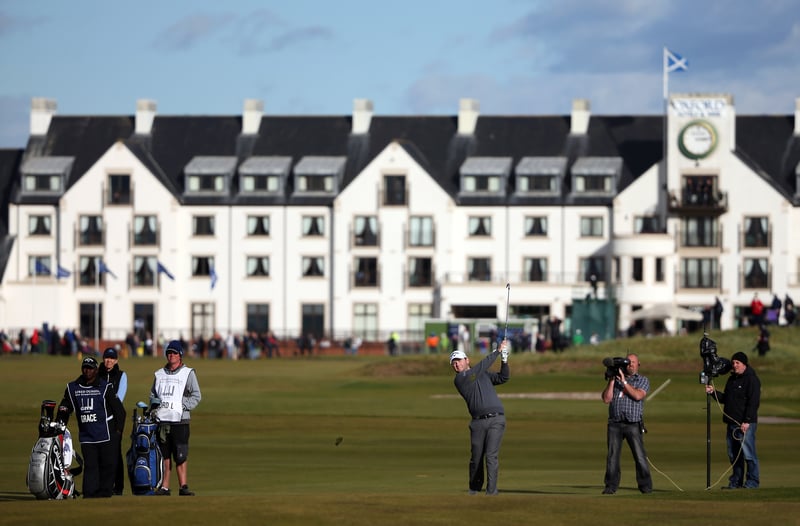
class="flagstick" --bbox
[95,257,100,354]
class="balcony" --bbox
[668,188,728,216]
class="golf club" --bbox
[504,283,510,339]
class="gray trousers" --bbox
[468,414,506,494]
[604,421,652,492]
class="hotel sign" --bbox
[670,97,728,118]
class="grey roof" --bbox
[239,156,292,175]
[516,157,567,175]
[460,157,513,176]
[185,156,237,175]
[294,156,346,175]
[571,157,623,176]
[21,156,75,175]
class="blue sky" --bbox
[1,0,798,148]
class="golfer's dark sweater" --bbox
[453,350,509,419]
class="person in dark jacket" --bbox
[60,356,126,498]
[98,347,128,495]
[705,351,761,489]
[450,340,510,495]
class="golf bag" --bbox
[126,400,164,495]
[27,400,83,500]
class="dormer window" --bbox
[294,156,345,194]
[515,157,566,195]
[184,156,236,194]
[572,157,621,195]
[21,156,73,194]
[459,157,511,195]
[239,156,290,194]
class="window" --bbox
[354,216,378,246]
[681,217,718,247]
[191,302,216,339]
[79,215,104,246]
[21,156,72,194]
[301,304,324,339]
[580,257,605,282]
[247,256,270,277]
[409,216,434,247]
[681,258,718,288]
[298,174,332,192]
[246,304,270,334]
[302,216,325,236]
[188,174,225,192]
[242,173,280,192]
[580,217,603,237]
[192,256,214,277]
[29,215,51,236]
[655,258,665,282]
[743,217,768,248]
[193,216,215,236]
[575,175,611,192]
[247,216,270,236]
[524,258,547,282]
[108,174,131,205]
[133,256,156,286]
[408,257,433,287]
[303,257,324,277]
[294,156,343,195]
[518,175,556,192]
[29,256,52,277]
[354,303,378,340]
[743,258,769,289]
[525,216,547,236]
[383,175,406,205]
[632,257,643,282]
[354,257,378,287]
[635,216,660,234]
[184,156,235,195]
[468,258,492,282]
[79,256,105,286]
[133,216,158,246]
[468,217,492,237]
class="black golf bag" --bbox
[27,400,83,500]
[126,400,164,495]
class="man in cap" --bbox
[60,356,126,498]
[99,347,127,495]
[151,340,202,496]
[450,339,510,495]
[705,351,761,489]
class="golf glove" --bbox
[500,347,509,363]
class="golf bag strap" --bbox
[70,452,83,477]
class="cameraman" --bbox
[601,353,653,495]
[704,351,761,489]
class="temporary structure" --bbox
[629,304,704,321]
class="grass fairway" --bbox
[1,327,799,525]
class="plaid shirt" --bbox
[608,373,649,423]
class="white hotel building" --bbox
[0,94,798,348]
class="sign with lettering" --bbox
[670,97,728,118]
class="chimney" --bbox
[458,98,479,135]
[352,98,373,134]
[242,99,263,135]
[135,99,157,135]
[30,98,56,136]
[795,98,800,136]
[571,99,591,135]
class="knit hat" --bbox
[731,351,748,365]
[165,339,184,357]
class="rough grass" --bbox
[1,327,799,525]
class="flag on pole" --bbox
[663,47,688,100]
[56,265,71,279]
[157,261,175,281]
[34,260,51,276]
[98,260,117,279]
[210,266,218,290]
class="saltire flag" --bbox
[157,261,175,281]
[34,260,51,276]
[56,265,71,279]
[98,260,117,279]
[664,47,688,73]
[210,266,218,290]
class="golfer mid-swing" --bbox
[450,339,509,495]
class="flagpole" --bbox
[95,258,99,354]
[662,46,669,222]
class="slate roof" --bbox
[0,148,23,280]
[8,111,798,211]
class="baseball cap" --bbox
[165,339,183,356]
[82,356,99,369]
[449,350,467,363]
[103,347,118,359]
